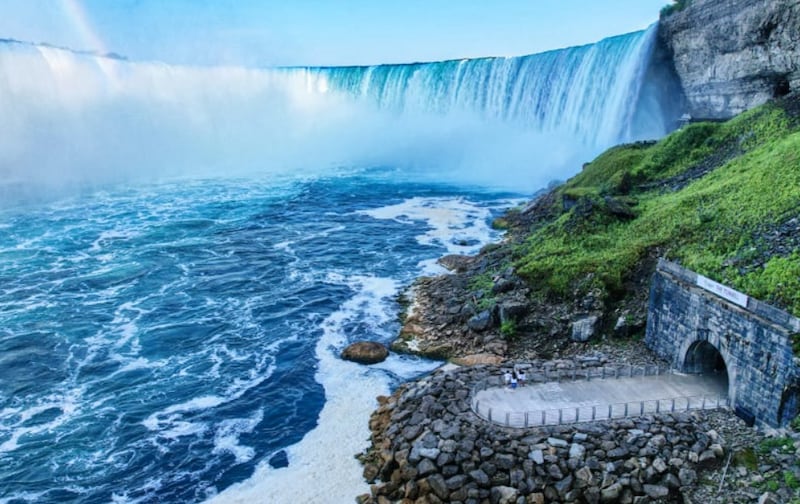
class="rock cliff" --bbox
[659,0,800,120]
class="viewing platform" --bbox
[471,365,728,428]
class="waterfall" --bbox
[309,26,667,147]
[0,25,678,198]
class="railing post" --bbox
[506,412,510,426]
[488,408,493,422]
[592,406,596,420]
[575,407,579,422]
[671,398,675,412]
[629,366,633,378]
[558,409,563,425]
[656,400,660,413]
[639,402,643,415]
[602,367,605,379]
[541,411,545,425]
[524,412,529,428]
[572,369,576,381]
[608,404,612,418]
[702,397,706,409]
[624,403,629,417]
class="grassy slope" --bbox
[513,98,800,316]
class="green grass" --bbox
[513,101,800,315]
[758,436,795,455]
[500,319,517,338]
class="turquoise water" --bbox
[0,171,516,503]
[0,23,678,502]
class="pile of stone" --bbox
[358,363,728,504]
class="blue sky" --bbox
[0,0,670,66]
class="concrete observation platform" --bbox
[472,373,728,428]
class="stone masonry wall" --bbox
[645,259,800,427]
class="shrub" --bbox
[660,0,691,18]
[500,319,517,338]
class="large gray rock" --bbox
[659,0,800,120]
[467,310,494,332]
[571,315,600,342]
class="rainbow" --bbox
[59,0,108,55]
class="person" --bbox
[503,370,512,387]
[510,375,518,390]
[517,370,526,387]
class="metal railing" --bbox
[468,364,729,428]
[470,364,668,398]
[526,364,667,383]
[472,394,729,428]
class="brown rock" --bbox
[450,353,504,366]
[342,341,389,364]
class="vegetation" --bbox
[512,98,800,316]
[660,0,692,18]
[500,319,517,338]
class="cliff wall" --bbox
[659,0,800,120]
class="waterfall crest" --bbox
[0,26,677,197]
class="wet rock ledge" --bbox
[357,362,730,504]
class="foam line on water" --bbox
[358,196,496,255]
[0,390,82,453]
[206,275,434,503]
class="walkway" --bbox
[472,372,728,428]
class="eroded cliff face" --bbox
[659,0,800,120]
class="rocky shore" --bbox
[356,354,800,503]
[353,72,800,501]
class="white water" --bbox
[207,197,502,504]
[0,26,679,503]
[0,25,675,202]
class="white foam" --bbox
[212,410,263,464]
[90,228,140,252]
[0,490,47,504]
[160,421,209,440]
[142,396,225,432]
[358,196,498,256]
[0,391,82,453]
[205,199,514,503]
[206,275,421,504]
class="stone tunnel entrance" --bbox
[683,341,730,395]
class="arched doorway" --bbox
[683,340,730,394]
[778,386,800,427]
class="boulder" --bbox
[341,341,389,364]
[571,315,600,342]
[467,310,494,332]
[450,353,504,366]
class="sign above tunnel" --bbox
[696,274,749,308]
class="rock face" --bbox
[341,341,389,364]
[659,0,800,120]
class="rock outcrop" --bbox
[659,0,800,120]
[342,341,389,364]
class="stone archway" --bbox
[778,386,800,426]
[683,340,730,394]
